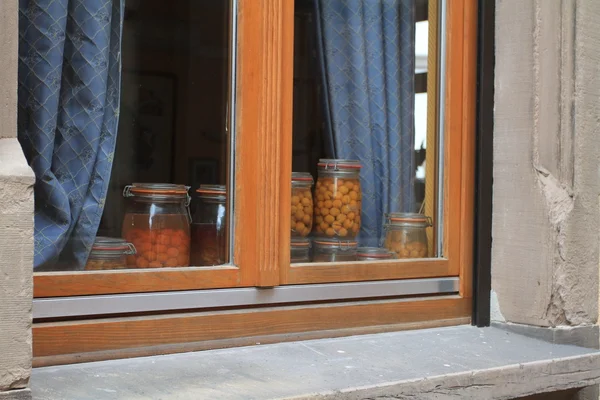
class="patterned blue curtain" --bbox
[18,0,124,270]
[315,0,415,246]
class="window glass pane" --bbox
[291,0,437,263]
[20,0,232,271]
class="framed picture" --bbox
[189,158,219,192]
[120,71,177,182]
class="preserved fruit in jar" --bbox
[291,237,311,263]
[312,239,358,262]
[85,237,136,271]
[291,172,313,237]
[356,247,396,261]
[383,213,431,259]
[191,185,228,266]
[312,159,362,239]
[122,183,191,268]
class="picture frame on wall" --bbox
[120,71,178,183]
[189,158,219,193]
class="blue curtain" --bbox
[315,0,415,246]
[18,0,124,270]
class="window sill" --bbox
[31,325,600,400]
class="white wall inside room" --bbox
[415,20,428,74]
[414,20,428,152]
[415,20,428,181]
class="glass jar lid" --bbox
[356,247,396,259]
[123,183,190,202]
[291,237,312,249]
[317,159,362,171]
[313,238,358,251]
[89,237,136,259]
[292,172,314,183]
[385,212,432,228]
[196,184,227,202]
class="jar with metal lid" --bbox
[312,159,362,239]
[356,247,397,261]
[85,237,136,271]
[312,238,358,262]
[190,184,228,266]
[122,183,191,268]
[383,213,431,259]
[291,237,311,263]
[291,172,314,237]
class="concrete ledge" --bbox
[492,321,600,350]
[0,389,31,400]
[31,326,600,400]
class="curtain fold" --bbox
[315,0,415,246]
[18,0,124,270]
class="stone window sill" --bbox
[30,325,600,400]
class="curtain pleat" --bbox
[315,0,416,246]
[18,0,124,270]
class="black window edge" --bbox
[472,0,494,327]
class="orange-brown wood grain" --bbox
[443,0,477,298]
[278,0,294,284]
[34,316,471,367]
[458,0,478,298]
[234,0,291,287]
[444,0,465,274]
[424,0,439,257]
[287,259,452,284]
[34,267,241,298]
[33,296,470,363]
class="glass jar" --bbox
[85,237,136,271]
[383,213,431,259]
[122,183,191,268]
[313,159,362,239]
[190,184,228,266]
[356,247,397,261]
[291,172,314,237]
[312,239,358,262]
[291,238,311,263]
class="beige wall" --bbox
[0,0,35,394]
[0,141,34,392]
[0,1,17,140]
[493,0,600,327]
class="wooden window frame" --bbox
[32,0,478,364]
[277,0,476,289]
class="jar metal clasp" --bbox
[125,243,137,255]
[123,185,134,198]
[184,186,192,223]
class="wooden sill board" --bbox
[34,296,470,365]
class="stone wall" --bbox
[0,1,18,140]
[0,0,35,397]
[493,0,600,329]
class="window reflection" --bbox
[291,0,433,263]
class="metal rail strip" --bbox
[34,277,458,319]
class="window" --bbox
[26,0,477,364]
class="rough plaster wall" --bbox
[493,0,599,327]
[0,141,34,391]
[0,0,17,140]
[0,0,35,392]
[574,0,600,331]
